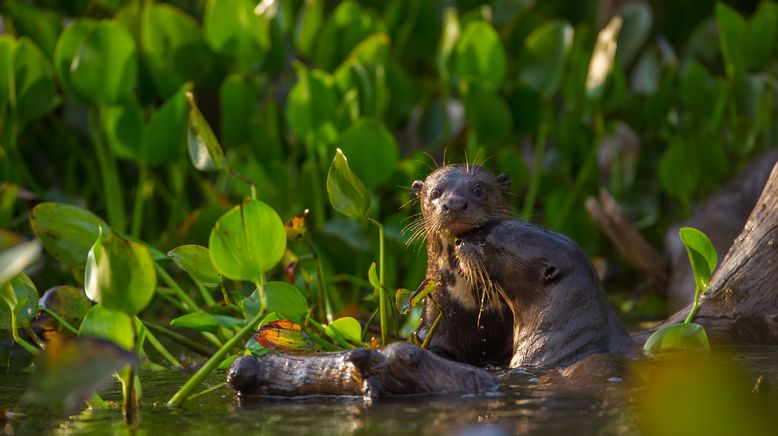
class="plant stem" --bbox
[305,239,332,323]
[186,382,226,401]
[11,310,40,355]
[155,263,200,312]
[368,218,389,345]
[130,162,149,238]
[142,324,182,368]
[40,308,79,334]
[361,307,379,342]
[166,305,266,408]
[142,320,214,357]
[193,279,216,307]
[89,107,127,234]
[684,286,703,324]
[521,100,552,221]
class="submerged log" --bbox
[228,342,498,398]
[634,159,778,346]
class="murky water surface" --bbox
[2,346,778,435]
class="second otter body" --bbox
[411,165,514,366]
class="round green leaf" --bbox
[78,304,135,350]
[209,198,287,282]
[519,21,574,98]
[327,148,370,218]
[0,240,41,286]
[167,245,220,288]
[14,38,60,124]
[679,227,718,292]
[203,0,267,71]
[39,286,91,324]
[30,202,110,268]
[84,229,156,315]
[643,322,710,355]
[325,316,362,344]
[338,119,398,190]
[102,96,144,161]
[69,21,137,104]
[242,282,308,322]
[454,20,506,90]
[141,84,189,165]
[53,19,98,89]
[0,273,39,330]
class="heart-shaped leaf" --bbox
[78,304,135,350]
[209,198,286,282]
[241,281,308,323]
[325,316,362,344]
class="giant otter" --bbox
[453,221,634,368]
[409,164,514,366]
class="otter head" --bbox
[412,165,511,238]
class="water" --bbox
[3,347,778,435]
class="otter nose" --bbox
[442,196,468,212]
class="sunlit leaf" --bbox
[203,0,267,71]
[241,282,308,323]
[395,288,411,314]
[368,262,379,289]
[84,228,156,316]
[30,202,109,269]
[679,227,718,293]
[186,91,226,172]
[587,16,622,100]
[209,198,287,281]
[69,20,137,104]
[398,279,436,315]
[0,240,41,286]
[519,21,574,98]
[170,312,243,333]
[294,0,324,57]
[643,322,710,355]
[327,148,370,218]
[338,119,398,190]
[254,319,317,352]
[325,316,362,344]
[168,245,220,288]
[78,304,135,350]
[454,20,506,90]
[53,19,98,90]
[0,273,39,330]
[284,63,339,142]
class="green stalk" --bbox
[368,218,389,345]
[142,324,182,368]
[142,320,214,357]
[684,284,704,324]
[89,107,127,234]
[40,307,79,334]
[306,315,356,350]
[521,101,552,221]
[155,263,200,312]
[11,310,40,356]
[194,280,216,308]
[167,290,266,408]
[130,162,150,238]
[305,139,326,227]
[305,239,332,323]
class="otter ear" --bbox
[496,173,511,192]
[412,180,424,197]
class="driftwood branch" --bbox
[634,160,778,346]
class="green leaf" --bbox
[203,0,267,71]
[170,312,243,333]
[84,228,157,316]
[167,245,220,288]
[519,21,574,98]
[461,81,513,143]
[39,286,91,324]
[679,227,718,293]
[186,91,226,172]
[454,20,506,90]
[141,84,190,165]
[242,282,308,323]
[69,20,137,104]
[294,0,324,57]
[436,7,460,87]
[743,2,778,70]
[313,1,376,71]
[3,0,62,60]
[397,279,436,315]
[680,61,727,125]
[284,64,339,142]
[716,3,747,78]
[586,16,622,100]
[0,240,41,286]
[78,304,135,350]
[395,288,410,314]
[0,36,14,108]
[0,273,39,330]
[102,96,144,161]
[209,198,287,282]
[30,202,110,268]
[615,3,652,67]
[327,148,370,218]
[643,322,710,355]
[338,119,398,190]
[53,19,98,91]
[325,316,362,344]
[220,75,257,149]
[14,38,60,124]
[368,262,380,289]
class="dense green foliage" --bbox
[1,0,777,410]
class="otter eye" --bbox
[471,185,483,197]
[430,188,442,199]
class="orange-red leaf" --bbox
[254,320,317,353]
